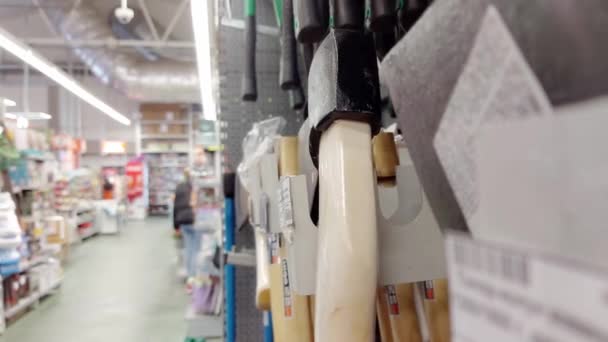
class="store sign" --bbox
[126,157,144,202]
[101,141,127,154]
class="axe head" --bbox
[307,29,382,133]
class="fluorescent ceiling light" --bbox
[4,113,16,120]
[191,0,217,121]
[0,27,131,126]
[2,99,16,107]
[6,112,52,120]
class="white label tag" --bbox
[278,177,295,236]
[446,234,608,342]
[258,194,269,233]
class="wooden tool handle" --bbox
[389,284,423,342]
[269,137,313,342]
[425,279,451,342]
[377,287,394,342]
[315,120,378,341]
[280,137,300,176]
[255,229,271,310]
[373,132,400,184]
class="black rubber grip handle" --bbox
[333,0,365,30]
[317,0,329,30]
[374,30,396,61]
[280,0,301,90]
[369,0,397,32]
[241,4,257,102]
[295,0,328,43]
[399,0,429,33]
[301,43,315,76]
[289,86,305,110]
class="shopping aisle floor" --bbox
[1,218,189,342]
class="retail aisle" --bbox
[0,218,189,342]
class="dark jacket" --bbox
[173,181,194,229]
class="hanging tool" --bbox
[289,87,305,111]
[295,0,328,43]
[269,137,313,342]
[424,279,450,342]
[333,0,365,30]
[374,31,397,61]
[242,0,258,101]
[301,43,315,76]
[399,0,429,33]
[373,132,424,342]
[369,0,397,33]
[279,0,301,90]
[308,1,381,338]
[377,287,394,342]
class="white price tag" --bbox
[446,234,608,342]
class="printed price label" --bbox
[385,285,400,315]
[424,280,435,300]
[269,233,280,264]
[282,259,293,319]
[446,233,608,342]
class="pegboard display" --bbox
[218,0,303,340]
[218,0,304,171]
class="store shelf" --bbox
[4,278,62,319]
[140,120,190,125]
[18,257,48,273]
[149,164,188,168]
[141,134,189,140]
[79,227,99,240]
[142,150,190,154]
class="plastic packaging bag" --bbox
[237,117,286,193]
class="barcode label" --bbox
[277,177,295,233]
[453,238,529,286]
[446,233,608,342]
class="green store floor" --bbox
[0,218,191,342]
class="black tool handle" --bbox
[241,0,257,101]
[333,0,365,30]
[301,43,315,76]
[399,0,429,33]
[295,0,327,43]
[369,0,397,32]
[289,86,305,110]
[280,0,301,90]
[374,30,396,61]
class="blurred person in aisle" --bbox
[173,168,198,283]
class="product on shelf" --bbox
[146,153,189,215]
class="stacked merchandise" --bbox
[0,193,23,280]
[146,153,188,215]
[0,192,62,322]
[53,170,99,242]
